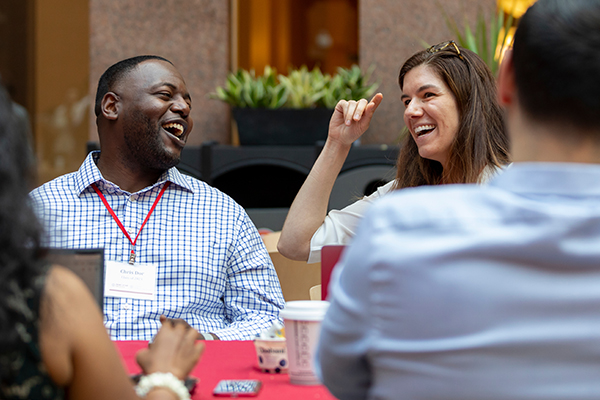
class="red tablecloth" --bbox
[114,340,337,399]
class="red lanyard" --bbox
[91,182,170,265]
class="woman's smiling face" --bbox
[401,65,460,169]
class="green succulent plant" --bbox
[277,66,330,109]
[321,65,379,108]
[210,64,379,109]
[210,66,288,108]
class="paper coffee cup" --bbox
[254,338,288,373]
[280,300,330,385]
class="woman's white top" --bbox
[307,165,502,263]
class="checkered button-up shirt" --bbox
[30,152,284,340]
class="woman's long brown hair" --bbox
[393,46,509,189]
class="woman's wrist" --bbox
[145,387,179,400]
[135,372,190,400]
[324,137,353,154]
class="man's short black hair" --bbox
[94,55,173,117]
[513,0,600,130]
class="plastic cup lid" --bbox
[280,300,330,321]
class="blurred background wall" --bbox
[0,0,523,186]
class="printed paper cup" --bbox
[280,300,330,385]
[254,338,288,373]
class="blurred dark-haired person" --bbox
[0,78,204,399]
[30,55,284,341]
[316,0,600,399]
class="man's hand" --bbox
[159,314,193,329]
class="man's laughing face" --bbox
[116,59,193,172]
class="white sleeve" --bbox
[307,180,395,263]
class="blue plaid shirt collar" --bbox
[74,151,195,196]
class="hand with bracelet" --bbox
[136,318,205,399]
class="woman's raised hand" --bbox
[328,93,383,146]
[136,316,204,380]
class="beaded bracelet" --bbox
[135,372,191,400]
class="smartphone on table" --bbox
[213,379,262,397]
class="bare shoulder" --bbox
[45,265,90,300]
[40,265,103,387]
[43,264,102,327]
[41,265,141,400]
[42,264,104,341]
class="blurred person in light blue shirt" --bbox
[316,1,600,399]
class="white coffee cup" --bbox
[280,300,330,385]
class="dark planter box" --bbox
[232,107,334,145]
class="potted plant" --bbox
[210,65,379,145]
[433,5,516,76]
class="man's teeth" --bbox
[163,122,184,137]
[414,125,436,135]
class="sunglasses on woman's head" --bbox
[427,40,464,60]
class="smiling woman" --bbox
[395,42,509,189]
[277,41,510,263]
[401,65,461,170]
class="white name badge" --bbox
[104,260,157,301]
